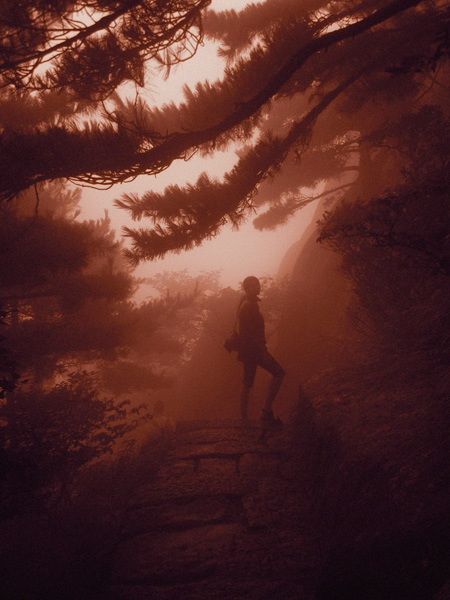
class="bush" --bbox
[292,366,450,599]
[0,436,167,600]
[0,371,150,513]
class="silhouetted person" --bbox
[237,276,285,427]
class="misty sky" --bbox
[79,0,317,298]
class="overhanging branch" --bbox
[121,70,363,261]
[0,0,425,200]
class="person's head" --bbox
[243,276,261,297]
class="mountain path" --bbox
[109,420,322,600]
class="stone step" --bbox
[110,420,318,600]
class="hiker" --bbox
[237,276,285,427]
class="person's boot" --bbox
[260,408,283,429]
[240,385,250,421]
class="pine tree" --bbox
[1,0,449,259]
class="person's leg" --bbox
[259,351,285,422]
[241,361,257,420]
[263,375,284,412]
[240,384,251,420]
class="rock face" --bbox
[276,201,354,385]
[110,420,321,600]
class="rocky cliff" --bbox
[276,201,354,386]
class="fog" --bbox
[80,178,319,298]
[2,1,450,599]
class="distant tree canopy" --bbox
[0,0,449,261]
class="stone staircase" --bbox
[109,420,322,600]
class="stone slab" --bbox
[113,523,240,585]
[122,495,241,537]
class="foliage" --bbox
[318,107,450,371]
[293,368,450,600]
[112,0,450,258]
[0,371,150,511]
[0,0,210,98]
[0,0,448,254]
[0,177,144,383]
[100,359,171,394]
[147,268,222,297]
[287,104,450,597]
[0,182,134,303]
[0,417,166,600]
[0,206,92,290]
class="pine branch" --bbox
[134,0,425,173]
[1,0,211,92]
[0,0,429,200]
[253,182,355,231]
[2,3,140,72]
[121,70,362,261]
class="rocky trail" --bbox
[109,420,323,600]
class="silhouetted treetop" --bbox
[1,0,449,259]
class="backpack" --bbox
[224,329,240,352]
